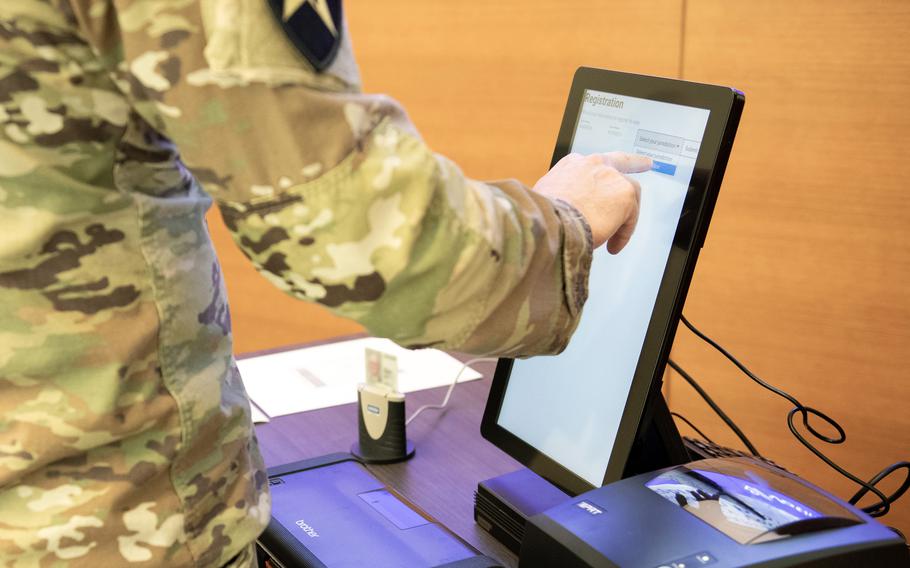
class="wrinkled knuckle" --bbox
[599,165,620,178]
[584,153,603,166]
[595,169,616,185]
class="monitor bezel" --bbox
[479,66,744,496]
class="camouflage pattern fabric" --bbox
[0,0,592,566]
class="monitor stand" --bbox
[622,390,690,477]
[474,392,688,555]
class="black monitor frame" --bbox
[480,67,745,496]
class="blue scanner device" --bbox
[256,453,502,568]
[519,457,908,568]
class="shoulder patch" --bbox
[266,0,343,71]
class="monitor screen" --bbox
[495,89,711,487]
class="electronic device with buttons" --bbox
[518,457,909,568]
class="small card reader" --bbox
[352,348,415,463]
[351,383,415,463]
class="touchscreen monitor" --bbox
[481,68,744,495]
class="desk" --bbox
[252,352,521,567]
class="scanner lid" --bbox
[646,457,862,544]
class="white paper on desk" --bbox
[236,337,483,418]
[248,400,270,424]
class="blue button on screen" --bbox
[652,161,677,176]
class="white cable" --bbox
[405,357,497,425]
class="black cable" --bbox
[667,358,760,456]
[848,461,910,517]
[680,314,910,518]
[887,526,909,549]
[669,411,716,444]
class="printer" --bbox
[518,457,909,568]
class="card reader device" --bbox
[351,383,415,463]
[351,348,415,463]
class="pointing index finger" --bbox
[602,151,653,174]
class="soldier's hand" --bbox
[533,152,652,254]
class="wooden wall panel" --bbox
[345,1,684,183]
[668,0,910,535]
[208,0,684,353]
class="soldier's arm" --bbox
[74,0,592,356]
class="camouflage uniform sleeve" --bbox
[74,0,593,357]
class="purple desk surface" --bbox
[248,343,521,567]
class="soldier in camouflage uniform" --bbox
[0,0,649,566]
